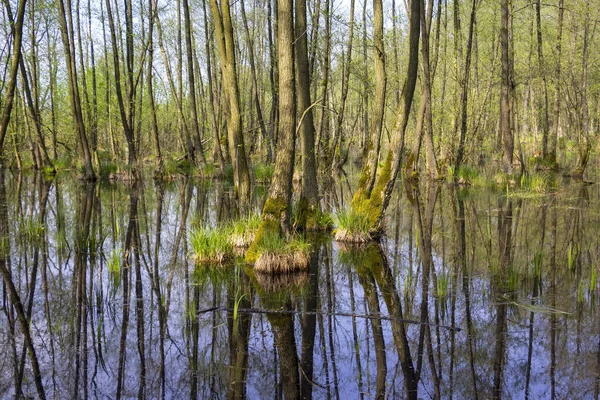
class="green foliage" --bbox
[256,232,310,255]
[232,214,261,235]
[254,163,274,183]
[190,225,234,265]
[230,214,261,247]
[335,209,370,234]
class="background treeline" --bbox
[0,0,598,179]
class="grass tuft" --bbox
[190,226,234,265]
[230,214,261,247]
[333,209,372,243]
[253,233,311,273]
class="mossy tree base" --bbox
[341,151,393,243]
[246,196,287,264]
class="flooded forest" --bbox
[1,0,600,397]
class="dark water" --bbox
[0,171,599,399]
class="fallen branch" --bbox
[198,306,461,331]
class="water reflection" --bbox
[0,173,599,398]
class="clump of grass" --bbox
[333,209,372,243]
[254,163,274,183]
[190,226,234,265]
[308,209,334,231]
[230,214,261,247]
[519,172,555,193]
[449,165,481,186]
[164,155,195,176]
[254,233,310,273]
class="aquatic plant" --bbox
[253,233,310,273]
[190,226,234,265]
[333,209,372,243]
[230,214,261,247]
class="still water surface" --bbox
[0,171,598,399]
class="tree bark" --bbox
[57,0,96,179]
[247,0,296,262]
[183,0,207,166]
[364,0,387,193]
[454,0,477,174]
[549,0,564,165]
[209,0,252,207]
[500,0,513,173]
[0,0,28,165]
[296,0,321,229]
[535,0,550,162]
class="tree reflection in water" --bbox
[0,174,598,398]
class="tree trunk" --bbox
[572,0,590,179]
[105,0,137,171]
[208,0,252,207]
[183,0,207,166]
[364,0,387,193]
[332,0,355,170]
[349,0,420,237]
[295,0,321,229]
[57,0,96,180]
[147,0,164,175]
[240,0,270,161]
[549,0,564,165]
[247,0,296,263]
[535,0,550,163]
[500,0,513,173]
[454,0,477,174]
[0,0,28,165]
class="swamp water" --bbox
[0,171,599,399]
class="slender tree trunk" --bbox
[208,0,252,207]
[500,0,513,173]
[201,0,227,173]
[295,0,321,229]
[247,0,296,262]
[240,0,270,160]
[183,0,207,166]
[348,0,420,237]
[87,0,98,153]
[57,0,96,179]
[332,0,355,169]
[549,0,564,165]
[316,0,332,164]
[572,0,591,179]
[147,0,164,175]
[0,0,28,165]
[454,0,477,173]
[105,0,137,171]
[364,0,387,193]
[535,0,550,162]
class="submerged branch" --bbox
[197,306,461,331]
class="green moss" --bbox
[350,151,392,235]
[245,196,286,263]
